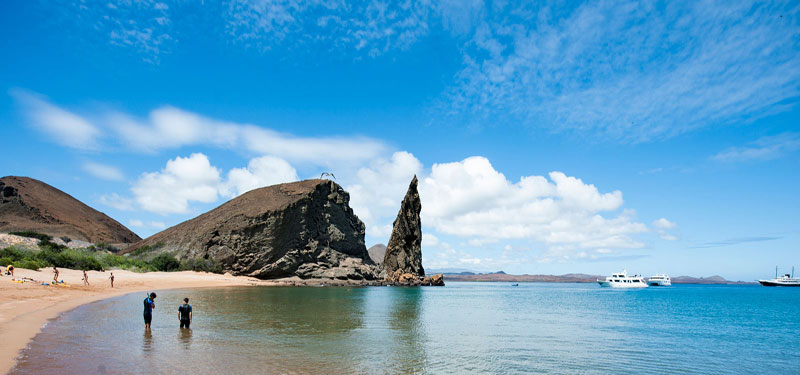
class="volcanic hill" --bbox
[127,179,379,280]
[0,176,141,244]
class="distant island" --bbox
[434,270,755,285]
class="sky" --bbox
[1,0,798,281]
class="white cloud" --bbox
[148,221,166,229]
[420,157,647,260]
[440,1,800,142]
[99,193,134,211]
[422,233,439,247]
[652,218,679,241]
[220,155,299,197]
[83,162,125,181]
[15,93,386,166]
[712,132,800,162]
[128,219,166,229]
[652,218,677,230]
[132,153,222,214]
[129,153,305,215]
[11,89,102,150]
[348,152,651,260]
[347,151,422,238]
[225,0,434,56]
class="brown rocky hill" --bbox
[126,179,379,280]
[0,176,140,244]
[368,244,386,264]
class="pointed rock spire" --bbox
[383,175,425,277]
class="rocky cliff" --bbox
[0,176,141,244]
[383,176,425,277]
[382,176,442,286]
[127,179,379,280]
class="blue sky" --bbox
[1,0,798,280]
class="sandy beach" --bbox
[0,267,275,374]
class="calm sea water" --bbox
[10,282,800,374]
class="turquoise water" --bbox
[11,282,800,374]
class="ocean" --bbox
[10,282,800,374]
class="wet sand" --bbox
[0,267,276,374]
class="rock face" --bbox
[367,243,386,264]
[0,176,141,244]
[383,176,425,277]
[127,180,379,280]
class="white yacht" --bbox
[647,274,671,286]
[597,270,649,288]
[759,267,800,287]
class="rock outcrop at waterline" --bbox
[383,176,424,276]
[382,176,444,286]
[126,180,379,280]
[0,176,141,244]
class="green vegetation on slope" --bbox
[0,240,222,273]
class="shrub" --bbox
[181,258,223,273]
[150,253,181,272]
[128,242,165,257]
[10,231,52,241]
[0,246,25,261]
[60,236,72,243]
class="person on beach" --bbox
[178,297,192,329]
[83,270,90,286]
[109,272,115,288]
[6,264,13,277]
[143,292,156,330]
[52,266,59,283]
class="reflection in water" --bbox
[179,328,192,349]
[388,287,426,374]
[142,329,154,354]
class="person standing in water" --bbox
[83,270,90,286]
[143,292,156,330]
[109,272,115,288]
[178,297,192,329]
[52,266,59,283]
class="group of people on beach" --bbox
[143,293,193,331]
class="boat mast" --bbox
[775,266,778,278]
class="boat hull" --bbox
[759,280,800,287]
[597,281,648,288]
[647,281,671,286]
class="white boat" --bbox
[759,267,800,287]
[647,274,671,286]
[597,270,649,288]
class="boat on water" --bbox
[597,270,648,288]
[758,267,800,287]
[647,274,671,286]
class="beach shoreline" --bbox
[0,267,279,374]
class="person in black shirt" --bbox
[178,297,192,329]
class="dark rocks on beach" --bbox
[127,179,380,280]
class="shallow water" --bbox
[11,283,800,374]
